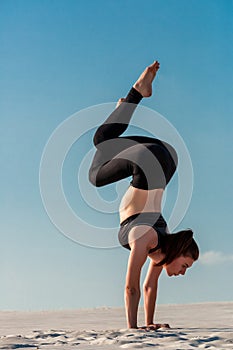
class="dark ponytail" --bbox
[156,229,199,266]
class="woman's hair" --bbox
[156,229,199,266]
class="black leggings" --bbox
[89,87,178,190]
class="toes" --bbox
[152,61,160,69]
[147,61,160,72]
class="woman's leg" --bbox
[89,87,143,187]
[89,135,177,190]
[93,60,160,147]
[89,61,172,188]
[93,87,143,147]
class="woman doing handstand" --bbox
[89,61,199,330]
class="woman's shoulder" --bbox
[128,224,158,252]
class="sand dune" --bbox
[0,302,232,349]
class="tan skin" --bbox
[117,61,195,330]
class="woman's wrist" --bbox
[128,324,138,329]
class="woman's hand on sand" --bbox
[147,323,170,330]
[137,323,170,331]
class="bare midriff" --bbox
[119,185,164,223]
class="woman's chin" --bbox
[165,269,173,277]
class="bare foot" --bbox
[133,61,160,97]
[116,97,126,108]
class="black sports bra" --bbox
[118,212,168,253]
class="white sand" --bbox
[0,302,232,349]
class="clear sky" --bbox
[1,0,233,310]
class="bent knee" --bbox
[89,168,100,187]
[89,168,108,187]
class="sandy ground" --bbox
[0,302,232,349]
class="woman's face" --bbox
[164,256,194,277]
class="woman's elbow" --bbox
[143,283,157,293]
[125,285,140,296]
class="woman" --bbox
[89,61,199,330]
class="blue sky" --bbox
[1,0,233,311]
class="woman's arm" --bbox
[125,226,152,328]
[125,244,148,328]
[143,259,163,326]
